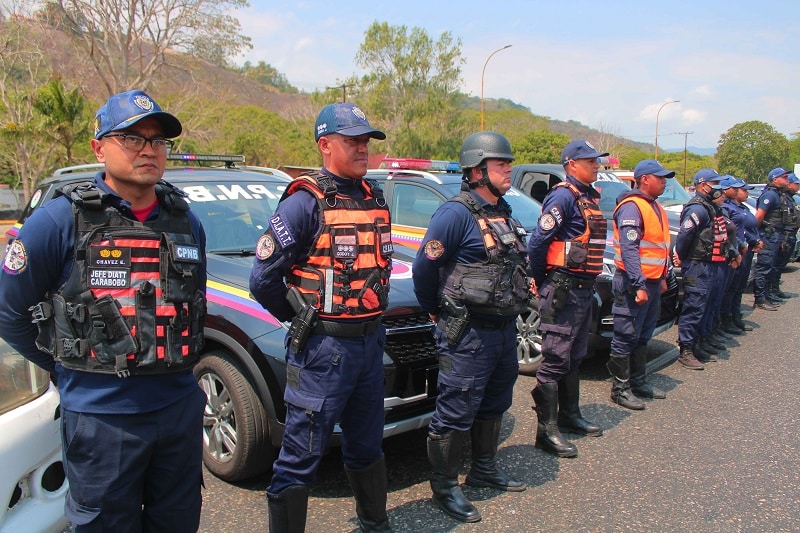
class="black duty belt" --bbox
[468,318,514,330]
[547,271,595,290]
[313,317,382,337]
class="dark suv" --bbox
[6,155,439,482]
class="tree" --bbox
[513,129,570,164]
[717,121,790,183]
[33,77,90,164]
[0,12,59,199]
[237,61,298,94]
[352,21,466,158]
[50,0,252,96]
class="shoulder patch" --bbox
[255,234,275,260]
[763,198,770,205]
[621,219,637,226]
[269,213,295,249]
[3,239,28,274]
[539,213,556,231]
[682,218,695,230]
[424,239,445,260]
[549,206,563,225]
[690,212,700,225]
[626,229,639,241]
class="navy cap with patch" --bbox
[94,90,182,140]
[561,140,609,165]
[314,103,386,142]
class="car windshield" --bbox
[179,180,287,254]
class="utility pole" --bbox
[326,83,355,103]
[675,131,693,186]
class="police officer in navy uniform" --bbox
[250,103,392,532]
[528,140,608,458]
[753,167,793,310]
[0,90,208,532]
[673,169,729,369]
[772,172,799,298]
[719,176,760,334]
[607,160,672,410]
[412,132,529,523]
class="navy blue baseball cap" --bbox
[788,172,799,184]
[693,168,724,187]
[560,140,609,165]
[94,90,182,140]
[767,167,790,181]
[634,159,676,179]
[719,175,753,190]
[314,103,386,142]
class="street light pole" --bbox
[481,45,512,131]
[654,99,679,160]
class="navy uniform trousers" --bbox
[62,386,207,532]
[429,321,518,434]
[269,327,386,494]
[536,281,593,383]
[678,260,714,347]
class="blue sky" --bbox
[237,0,799,152]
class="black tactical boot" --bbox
[428,431,481,523]
[630,346,666,399]
[267,485,309,533]
[345,456,392,532]
[557,372,603,436]
[711,323,732,341]
[772,283,790,299]
[607,353,645,410]
[700,334,724,353]
[465,417,526,492]
[693,342,718,363]
[720,314,744,335]
[531,382,578,458]
[732,312,753,331]
[677,344,704,370]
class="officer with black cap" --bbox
[528,140,608,457]
[673,168,729,369]
[607,159,673,410]
[753,167,793,309]
[413,131,529,523]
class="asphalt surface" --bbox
[200,265,800,532]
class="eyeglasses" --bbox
[103,133,174,153]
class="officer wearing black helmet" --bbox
[527,140,608,458]
[413,131,530,523]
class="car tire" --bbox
[194,351,274,482]
[517,305,543,376]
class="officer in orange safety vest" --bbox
[607,159,673,410]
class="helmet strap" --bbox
[470,165,504,197]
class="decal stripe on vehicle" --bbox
[206,280,282,326]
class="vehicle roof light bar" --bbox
[168,153,246,168]
[382,157,461,173]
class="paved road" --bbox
[200,265,800,532]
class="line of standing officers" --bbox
[250,102,798,531]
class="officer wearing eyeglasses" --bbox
[0,90,208,532]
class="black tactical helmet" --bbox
[459,131,514,169]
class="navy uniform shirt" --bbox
[527,175,601,287]
[0,172,207,414]
[757,186,783,231]
[614,188,665,289]
[249,169,369,323]
[675,192,721,261]
[723,198,759,250]
[412,188,514,315]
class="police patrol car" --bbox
[3,154,439,484]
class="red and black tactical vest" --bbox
[31,181,205,377]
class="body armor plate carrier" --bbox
[439,191,530,317]
[30,181,206,377]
